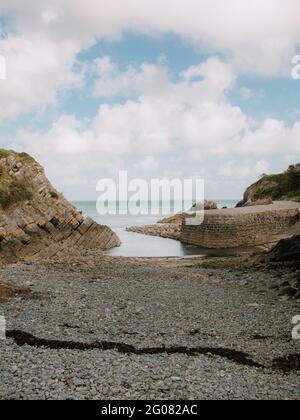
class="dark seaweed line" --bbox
[6,330,299,373]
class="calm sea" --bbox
[72,200,238,257]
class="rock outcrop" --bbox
[157,200,218,225]
[259,234,300,300]
[265,234,300,263]
[127,200,218,241]
[127,223,182,240]
[0,150,120,264]
[237,164,300,207]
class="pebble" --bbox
[0,259,299,400]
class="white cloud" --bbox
[94,56,236,103]
[135,156,159,173]
[0,0,299,120]
[93,58,171,99]
[0,34,82,119]
[239,119,289,156]
[1,0,300,77]
[240,87,255,101]
[12,56,300,199]
[219,159,271,179]
[0,1,299,200]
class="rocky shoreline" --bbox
[127,223,182,240]
[0,254,299,400]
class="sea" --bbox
[72,200,238,257]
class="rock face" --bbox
[266,234,300,263]
[0,150,120,264]
[237,164,300,207]
[260,235,300,300]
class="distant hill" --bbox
[237,164,300,207]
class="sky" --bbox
[0,0,300,201]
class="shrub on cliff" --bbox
[0,178,34,209]
[0,150,38,209]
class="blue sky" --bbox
[0,1,300,200]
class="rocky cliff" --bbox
[237,164,300,207]
[0,150,120,264]
[259,234,300,300]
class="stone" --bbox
[239,280,248,286]
[294,291,300,300]
[280,281,291,288]
[191,200,218,211]
[246,303,261,308]
[171,377,182,382]
[156,200,218,226]
[279,287,298,298]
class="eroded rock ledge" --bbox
[0,150,120,264]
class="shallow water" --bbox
[73,200,238,257]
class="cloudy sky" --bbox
[0,0,300,200]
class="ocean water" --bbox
[73,200,238,257]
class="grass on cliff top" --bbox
[250,168,300,202]
[0,149,37,165]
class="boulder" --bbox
[261,234,300,299]
[157,200,218,225]
[190,200,218,211]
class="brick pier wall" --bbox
[180,202,300,249]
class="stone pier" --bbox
[180,201,300,249]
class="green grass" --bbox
[0,149,37,166]
[0,150,35,209]
[0,179,34,209]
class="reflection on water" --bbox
[73,200,238,257]
[107,228,203,257]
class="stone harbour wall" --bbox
[180,202,300,249]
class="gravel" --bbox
[0,256,299,400]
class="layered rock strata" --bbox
[0,150,120,264]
